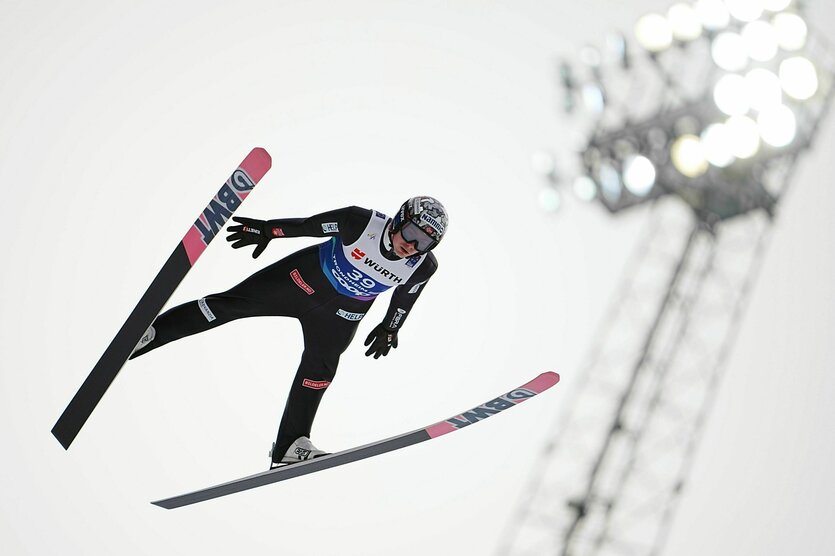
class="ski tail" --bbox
[151,371,560,509]
[51,148,272,450]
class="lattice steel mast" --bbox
[500,2,834,554]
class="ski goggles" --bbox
[400,221,439,252]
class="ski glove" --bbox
[364,324,398,359]
[226,217,277,258]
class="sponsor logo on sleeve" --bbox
[388,308,407,328]
[408,283,422,294]
[405,255,420,268]
[290,269,315,295]
[271,227,285,237]
[374,211,386,219]
[198,298,217,322]
[302,379,331,390]
[322,222,339,233]
[336,309,365,321]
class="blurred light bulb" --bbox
[701,123,737,167]
[598,162,622,202]
[725,116,761,158]
[573,175,598,201]
[745,68,782,111]
[538,187,561,211]
[695,0,730,30]
[671,135,709,177]
[622,155,657,196]
[773,12,807,51]
[531,151,556,176]
[714,73,750,116]
[779,56,818,100]
[726,0,764,22]
[581,83,605,113]
[712,32,748,71]
[635,13,674,52]
[580,45,602,68]
[757,104,797,147]
[668,3,703,41]
[606,33,628,67]
[763,0,792,11]
[742,20,778,61]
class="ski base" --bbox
[152,371,559,509]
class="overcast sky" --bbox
[2,1,834,555]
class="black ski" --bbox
[152,371,559,509]
[52,148,272,449]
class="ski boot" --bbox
[270,437,329,469]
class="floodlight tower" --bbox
[500,1,834,555]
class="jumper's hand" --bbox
[226,217,273,259]
[364,323,398,359]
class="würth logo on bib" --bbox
[351,248,365,260]
[290,269,315,295]
[303,379,331,390]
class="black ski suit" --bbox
[130,206,438,464]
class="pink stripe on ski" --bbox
[522,371,560,393]
[183,226,209,266]
[182,148,272,265]
[241,147,272,183]
[425,371,559,439]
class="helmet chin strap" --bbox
[381,220,399,260]
[383,220,394,249]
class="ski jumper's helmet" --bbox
[390,196,448,252]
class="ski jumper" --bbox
[130,206,438,464]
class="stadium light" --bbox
[598,162,623,202]
[757,104,797,146]
[671,134,709,177]
[780,56,819,100]
[712,32,748,71]
[713,73,750,116]
[725,0,764,23]
[701,123,737,167]
[668,3,703,42]
[532,0,831,219]
[531,151,557,177]
[538,187,562,211]
[695,0,730,31]
[742,20,778,62]
[762,0,793,11]
[573,175,598,201]
[623,155,657,196]
[745,68,782,111]
[635,13,674,53]
[725,115,761,158]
